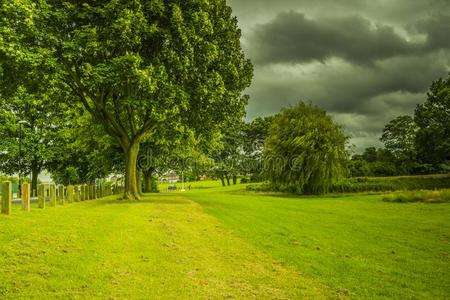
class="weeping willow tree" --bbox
[263,102,349,194]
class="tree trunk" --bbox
[143,169,156,193]
[137,170,142,196]
[225,174,230,186]
[31,163,40,196]
[123,142,141,200]
[232,175,237,185]
[219,175,226,187]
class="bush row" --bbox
[383,190,450,203]
[330,174,450,193]
[246,174,450,194]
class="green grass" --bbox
[1,181,449,299]
[185,183,450,299]
[0,192,334,299]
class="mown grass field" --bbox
[1,180,449,299]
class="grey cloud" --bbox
[248,12,424,66]
[246,54,448,117]
[415,15,450,49]
[245,54,449,141]
[229,0,450,31]
[226,0,450,149]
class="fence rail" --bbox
[0,181,124,215]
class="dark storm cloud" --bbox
[246,54,448,118]
[248,12,421,65]
[226,0,450,150]
[415,14,450,49]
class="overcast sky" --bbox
[227,0,450,150]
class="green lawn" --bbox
[186,182,450,299]
[1,181,449,299]
[0,191,334,299]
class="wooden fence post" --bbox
[38,184,45,209]
[89,185,93,200]
[50,184,56,207]
[67,185,74,203]
[74,185,80,202]
[81,185,86,201]
[58,185,65,205]
[87,185,91,200]
[84,185,88,201]
[22,182,31,212]
[1,181,12,215]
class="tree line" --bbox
[1,1,448,196]
[351,75,450,177]
[0,0,253,199]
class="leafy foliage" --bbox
[0,84,72,191]
[263,102,349,194]
[349,147,397,177]
[46,112,120,185]
[415,74,450,169]
[2,0,253,199]
[241,116,274,182]
[381,115,417,173]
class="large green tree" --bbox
[263,102,349,194]
[415,75,450,170]
[1,1,72,192]
[5,0,252,200]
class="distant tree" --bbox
[348,155,371,177]
[4,0,253,200]
[361,147,379,163]
[350,147,397,177]
[415,75,450,170]
[381,116,416,157]
[243,116,274,153]
[263,102,349,194]
[0,85,70,192]
[380,115,417,174]
[241,116,274,181]
[212,121,245,186]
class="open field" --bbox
[0,191,334,299]
[1,181,449,299]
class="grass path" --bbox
[0,193,337,299]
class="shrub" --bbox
[383,190,450,203]
[331,174,450,193]
[240,177,249,184]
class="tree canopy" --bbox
[263,102,349,194]
[380,115,417,174]
[2,0,252,199]
[415,74,450,170]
